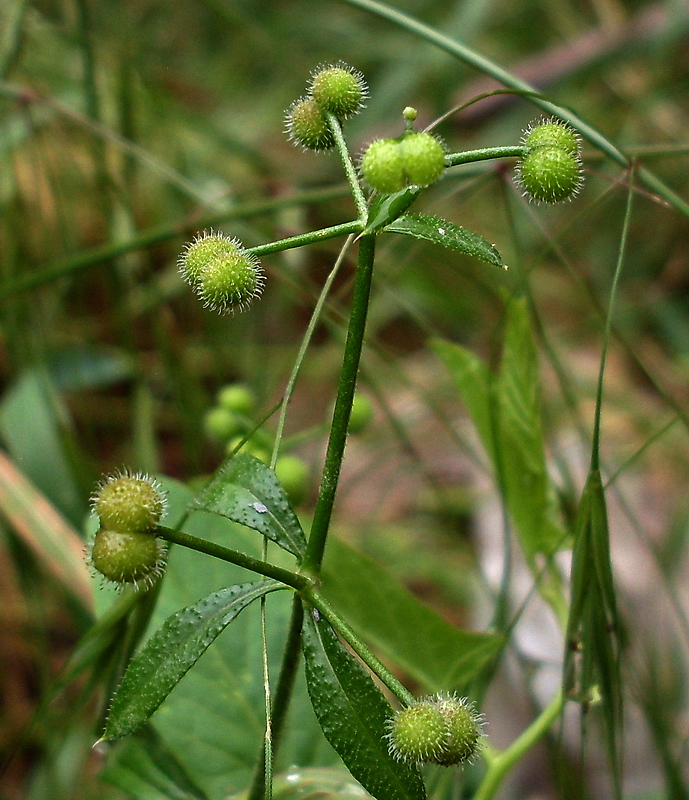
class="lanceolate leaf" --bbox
[384,214,504,269]
[565,469,622,788]
[301,606,426,800]
[103,580,284,740]
[321,537,502,692]
[365,187,420,233]
[192,452,307,559]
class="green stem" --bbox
[248,220,363,258]
[156,526,310,591]
[445,146,526,167]
[305,587,414,706]
[474,690,564,800]
[327,112,368,221]
[302,234,376,574]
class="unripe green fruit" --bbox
[387,702,449,763]
[217,384,255,416]
[516,146,583,204]
[275,454,309,506]
[348,393,374,435]
[361,132,446,194]
[360,138,405,194]
[179,232,264,314]
[90,528,167,587]
[523,118,580,156]
[431,696,483,766]
[286,97,335,151]
[203,406,244,442]
[92,472,166,533]
[309,64,367,119]
[399,132,446,188]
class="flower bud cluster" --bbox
[360,131,446,194]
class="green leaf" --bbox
[496,299,565,559]
[565,468,622,791]
[103,580,285,740]
[102,726,210,800]
[321,537,502,692]
[430,339,496,466]
[192,452,307,559]
[364,187,420,233]
[384,214,505,269]
[101,480,336,799]
[301,606,426,800]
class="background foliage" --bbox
[1,0,688,798]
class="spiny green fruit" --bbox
[348,393,374,435]
[431,696,483,766]
[285,96,335,151]
[89,528,167,588]
[92,472,166,533]
[360,138,405,194]
[274,454,309,506]
[179,232,264,314]
[516,146,583,204]
[203,406,244,443]
[217,384,255,417]
[360,132,446,194]
[398,132,446,188]
[309,63,367,119]
[387,701,449,764]
[523,118,580,156]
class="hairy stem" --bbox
[302,234,376,574]
[156,527,309,591]
[327,112,368,221]
[445,146,526,167]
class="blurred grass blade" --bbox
[496,298,567,560]
[102,725,210,800]
[301,605,426,800]
[565,469,622,796]
[321,537,502,692]
[103,580,285,741]
[193,452,307,559]
[385,214,505,268]
[0,449,92,611]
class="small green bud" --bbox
[348,393,374,435]
[387,701,449,764]
[399,132,446,188]
[523,118,580,156]
[403,106,418,122]
[309,63,367,119]
[203,407,244,442]
[360,138,406,194]
[285,96,335,151]
[274,454,309,506]
[89,528,167,588]
[92,472,166,533]
[179,232,264,314]
[516,146,583,204]
[217,384,255,416]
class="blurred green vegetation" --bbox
[1,0,688,798]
